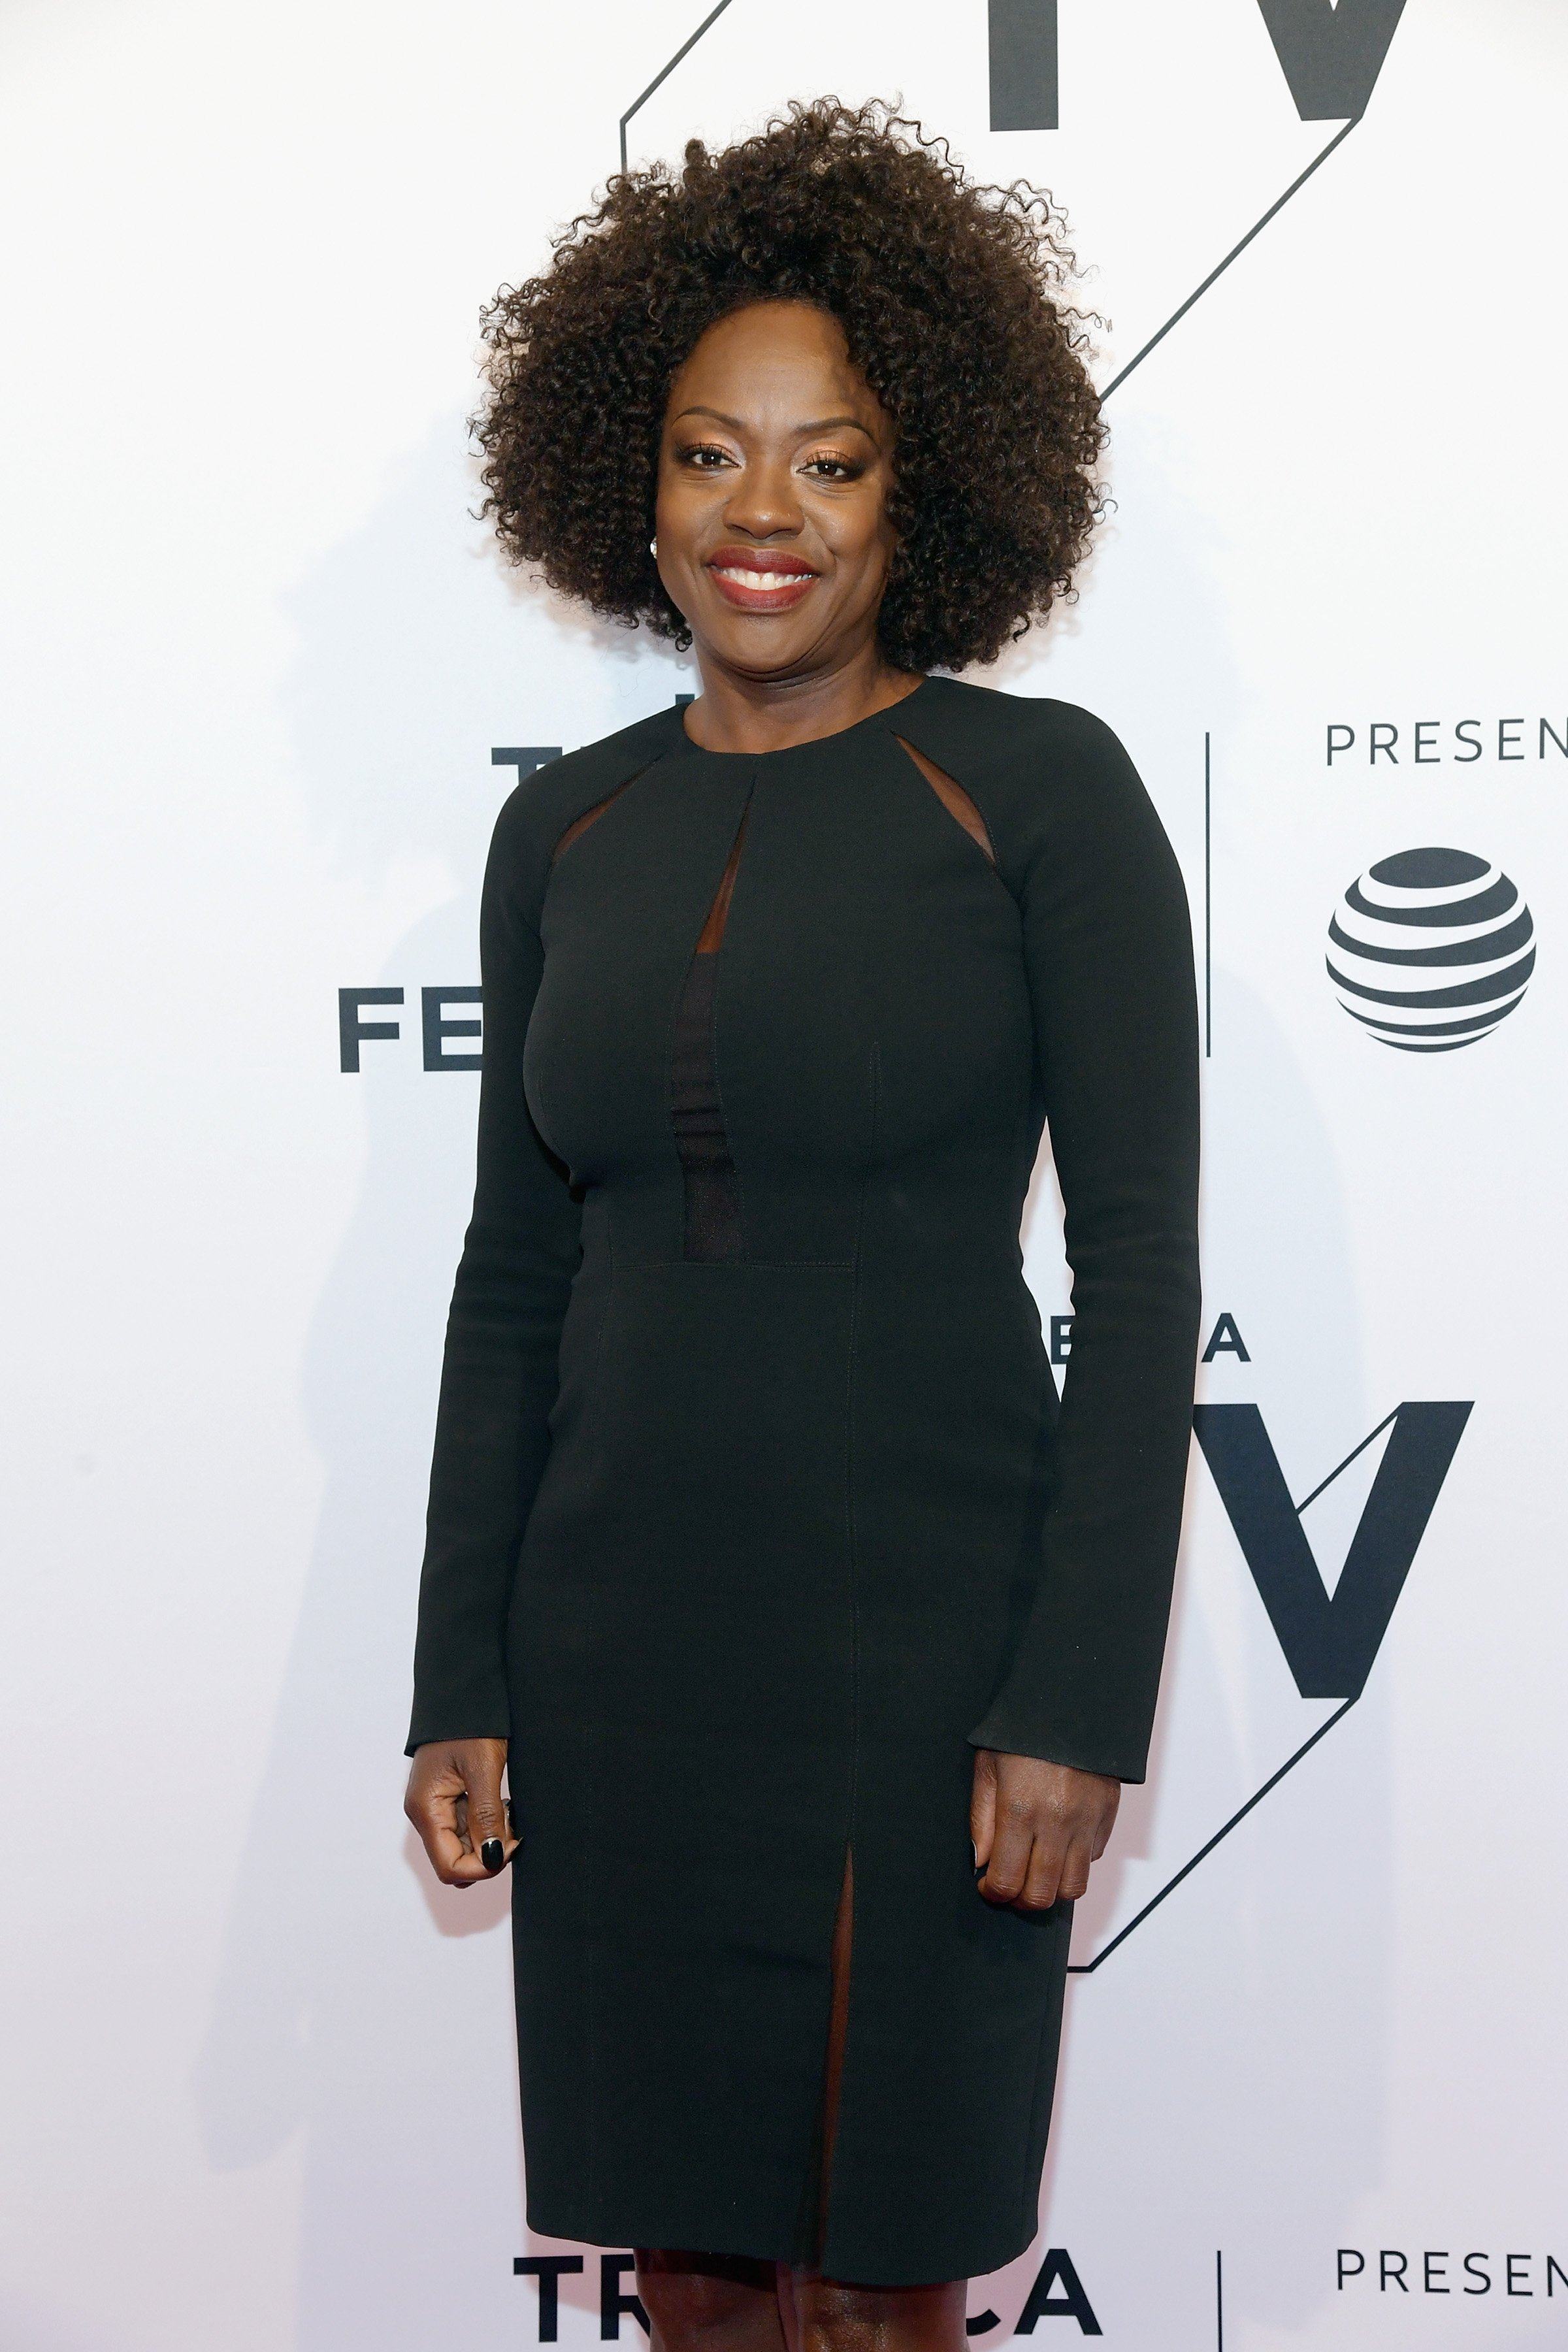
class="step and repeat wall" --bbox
[3,3,1565,2346]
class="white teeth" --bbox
[720,568,811,591]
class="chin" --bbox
[706,617,815,664]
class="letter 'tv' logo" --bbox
[988,1,1409,132]
[1192,1402,1472,1697]
[1254,0,1409,122]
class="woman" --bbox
[405,101,1200,2352]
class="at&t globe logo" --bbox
[1327,847,1535,1053]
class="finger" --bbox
[461,1747,513,1878]
[1015,1827,1066,1914]
[969,1751,998,1873]
[978,1795,1036,1906]
[427,1814,474,1883]
[1054,1829,1098,1904]
[404,1761,474,1886]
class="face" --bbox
[653,301,900,684]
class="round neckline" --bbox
[676,676,931,760]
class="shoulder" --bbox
[895,677,1168,887]
[896,676,1137,799]
[485,703,687,923]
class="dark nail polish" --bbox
[481,1838,504,1873]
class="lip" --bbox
[705,547,821,613]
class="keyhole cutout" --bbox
[694,811,748,951]
[549,766,654,866]
[892,734,996,868]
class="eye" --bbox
[802,453,864,482]
[676,440,735,471]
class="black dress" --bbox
[408,678,1200,2285]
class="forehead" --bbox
[668,301,882,423]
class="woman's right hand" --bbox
[404,1737,519,1887]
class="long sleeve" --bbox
[964,700,1201,1782]
[405,791,583,1754]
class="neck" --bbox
[680,640,924,754]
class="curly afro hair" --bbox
[474,99,1105,674]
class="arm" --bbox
[970,708,1201,1901]
[404,792,583,1878]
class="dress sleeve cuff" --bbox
[966,1712,1143,1785]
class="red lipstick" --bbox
[706,546,821,613]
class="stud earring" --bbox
[649,536,658,557]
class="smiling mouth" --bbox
[706,555,821,612]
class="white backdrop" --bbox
[3,3,1566,2346]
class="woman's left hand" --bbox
[970,1749,1120,1912]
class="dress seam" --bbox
[612,1258,856,1273]
[582,1222,616,2223]
[822,1038,877,2270]
[1019,1904,1070,2244]
[713,783,756,1249]
[845,1039,877,1814]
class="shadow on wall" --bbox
[283,412,662,885]
[895,965,1392,2339]
[191,899,529,2349]
[987,399,1395,2336]
[1051,969,1390,2340]
[191,416,683,2351]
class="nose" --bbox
[721,452,804,542]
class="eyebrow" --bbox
[673,405,879,440]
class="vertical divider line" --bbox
[1213,729,1222,1063]
[1216,2249,1224,2349]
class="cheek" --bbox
[653,474,709,549]
[825,493,894,573]
[847,511,897,594]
